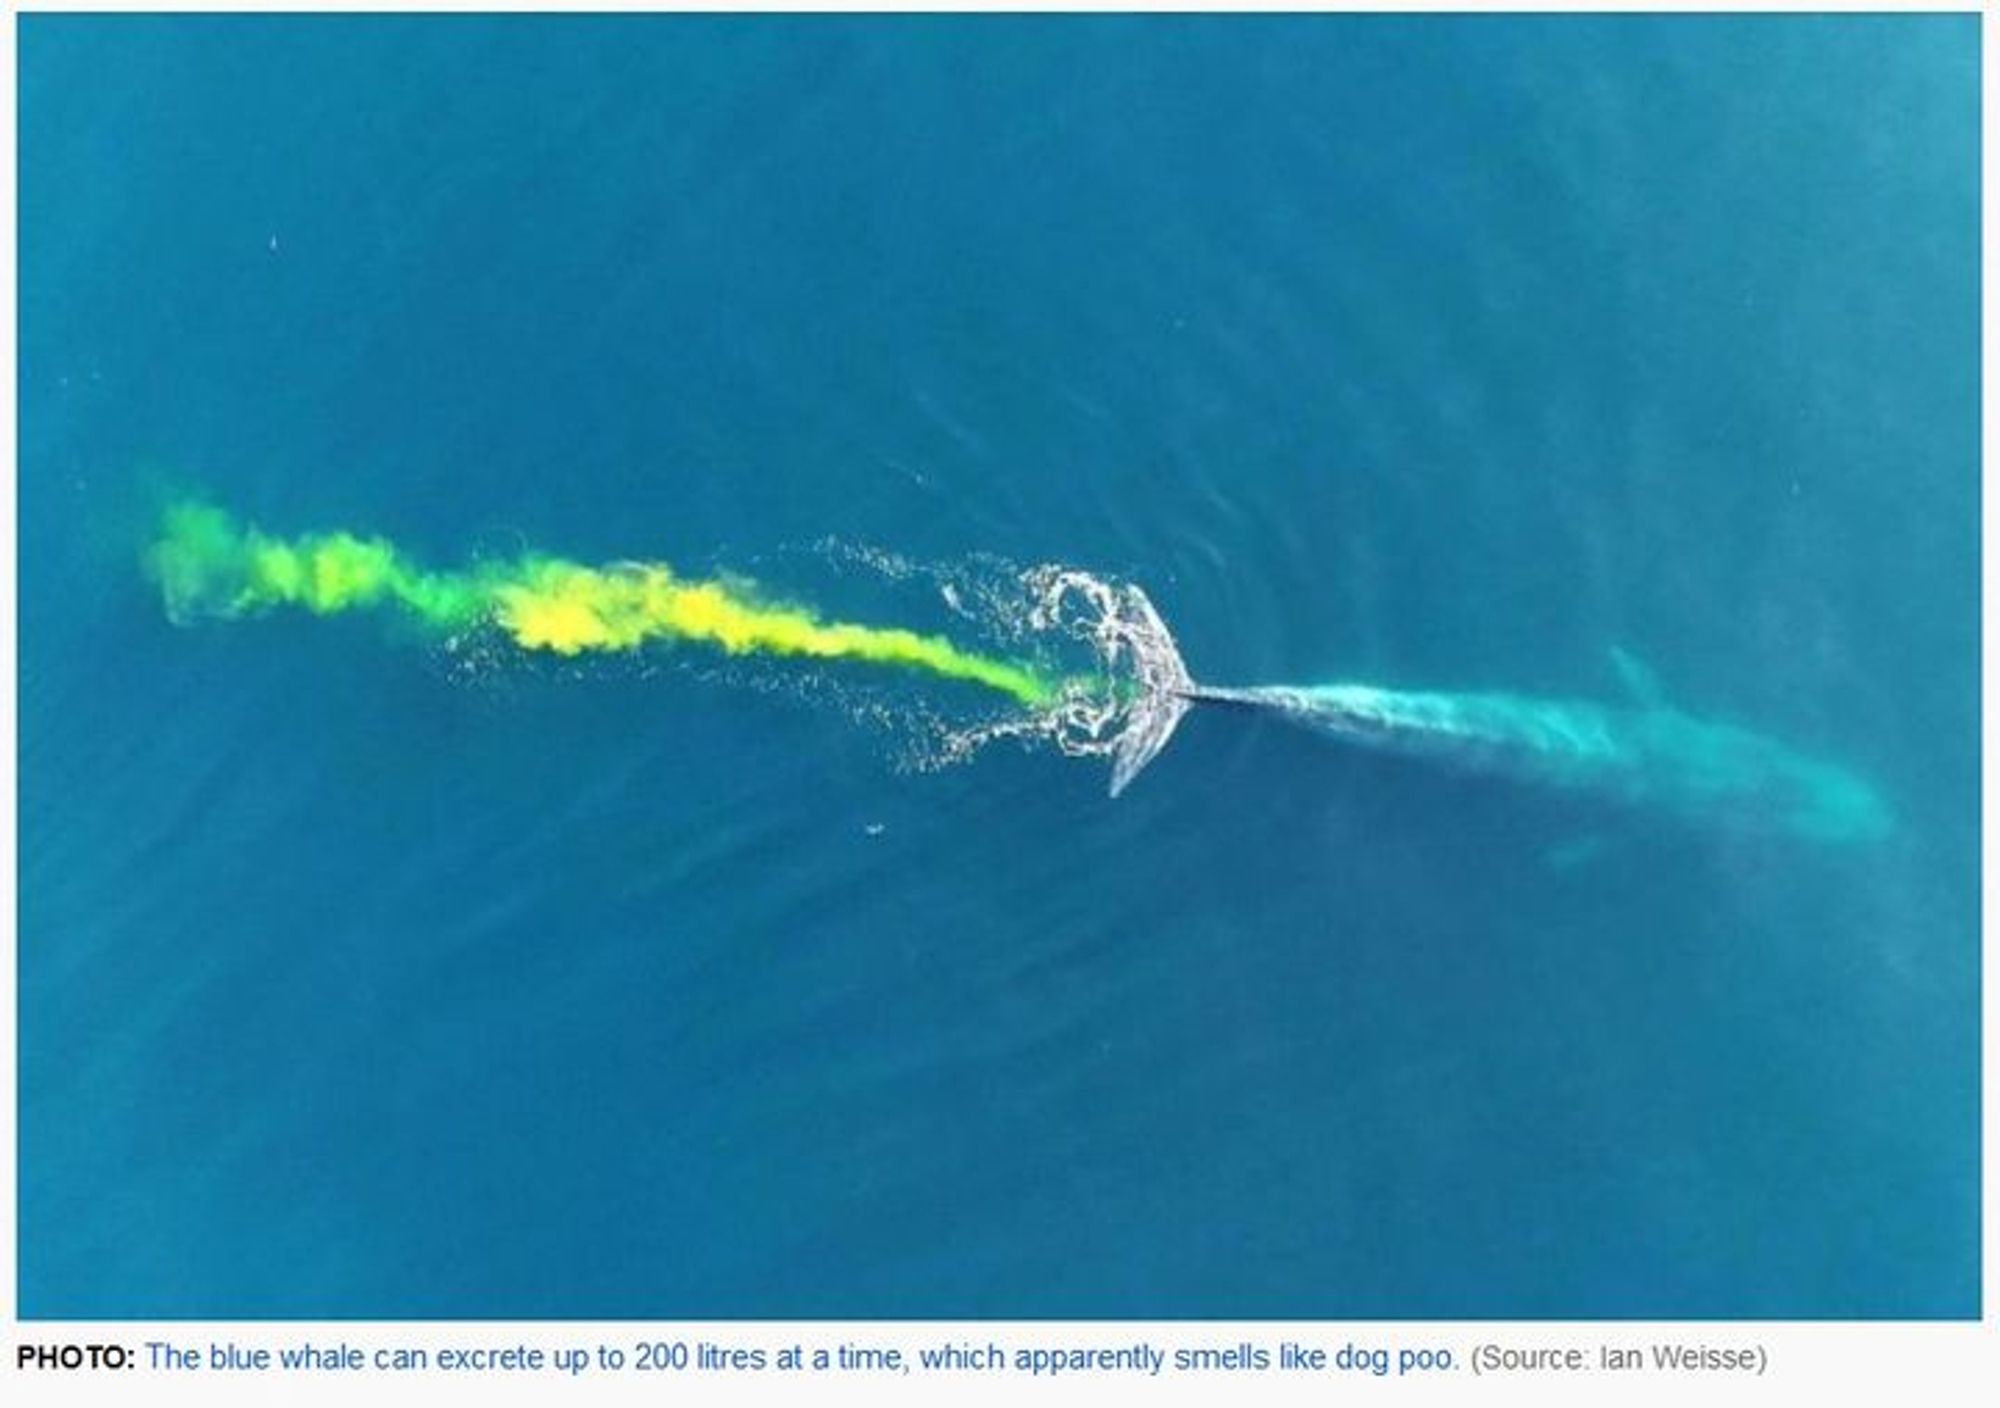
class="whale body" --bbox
[1164,682,1890,844]
[1095,589,1887,844]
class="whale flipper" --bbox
[1609,646,1665,710]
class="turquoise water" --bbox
[19,15,1978,1318]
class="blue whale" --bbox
[1100,592,1888,844]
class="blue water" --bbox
[19,15,1978,1318]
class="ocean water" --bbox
[18,15,1978,1318]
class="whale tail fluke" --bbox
[1106,586,1195,797]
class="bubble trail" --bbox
[146,501,1058,707]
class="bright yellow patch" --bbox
[150,502,1055,707]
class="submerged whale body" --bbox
[1175,682,1889,844]
[1100,592,1890,845]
